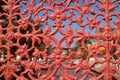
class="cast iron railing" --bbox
[0,0,120,80]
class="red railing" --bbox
[0,0,120,80]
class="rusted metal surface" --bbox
[0,0,120,80]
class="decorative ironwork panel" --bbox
[0,0,120,80]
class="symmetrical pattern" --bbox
[0,0,120,80]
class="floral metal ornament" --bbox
[0,0,120,80]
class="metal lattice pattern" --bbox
[0,0,120,80]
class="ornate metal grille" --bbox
[0,0,120,80]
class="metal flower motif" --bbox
[17,18,28,30]
[49,9,67,27]
[48,53,66,68]
[6,32,14,40]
